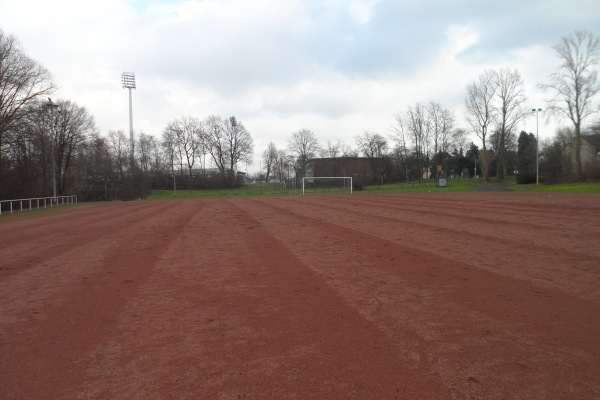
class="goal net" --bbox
[302,177,353,195]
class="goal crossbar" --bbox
[302,177,353,195]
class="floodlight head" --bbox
[122,72,136,89]
[45,97,61,111]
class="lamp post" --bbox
[121,72,136,172]
[173,173,177,198]
[532,108,542,185]
[46,98,61,203]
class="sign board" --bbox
[437,165,442,172]
[439,178,447,187]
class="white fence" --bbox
[0,195,77,216]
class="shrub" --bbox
[585,159,600,182]
[516,172,537,184]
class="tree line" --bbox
[1,28,598,201]
[0,28,258,200]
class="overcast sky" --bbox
[2,0,599,172]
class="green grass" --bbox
[508,182,600,193]
[147,178,487,200]
[80,179,600,203]
[362,178,483,193]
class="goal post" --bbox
[302,177,353,195]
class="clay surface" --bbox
[1,193,599,399]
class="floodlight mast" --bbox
[122,72,136,172]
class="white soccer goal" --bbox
[302,177,353,195]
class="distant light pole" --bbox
[532,108,542,185]
[474,150,477,178]
[45,98,61,203]
[121,72,136,172]
[173,173,177,198]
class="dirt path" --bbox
[1,194,599,399]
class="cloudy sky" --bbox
[2,0,599,172]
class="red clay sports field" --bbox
[1,193,599,399]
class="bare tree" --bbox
[205,115,254,180]
[2,97,94,198]
[339,142,358,157]
[427,102,444,157]
[355,130,388,158]
[319,139,347,158]
[554,127,577,179]
[489,127,517,177]
[541,30,600,180]
[0,30,55,188]
[465,69,497,181]
[195,128,209,174]
[164,116,203,177]
[138,133,157,173]
[452,128,470,155]
[287,129,319,179]
[439,107,456,173]
[404,102,428,181]
[539,127,577,183]
[271,149,297,188]
[52,100,97,194]
[149,135,163,173]
[273,149,288,184]
[161,127,179,176]
[80,133,114,200]
[137,133,152,173]
[223,116,254,174]
[440,108,456,154]
[390,113,410,182]
[204,115,227,176]
[137,132,163,179]
[108,130,130,182]
[17,101,59,196]
[262,142,278,183]
[493,67,527,180]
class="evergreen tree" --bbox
[516,131,537,183]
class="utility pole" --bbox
[472,143,477,178]
[532,108,542,185]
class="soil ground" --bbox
[1,193,599,399]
